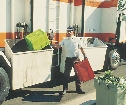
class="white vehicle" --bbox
[0,0,126,104]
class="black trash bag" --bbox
[11,39,29,53]
[11,39,51,53]
[41,45,51,50]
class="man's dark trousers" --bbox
[63,57,81,91]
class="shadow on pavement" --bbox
[26,75,76,88]
[7,90,63,102]
[6,76,76,102]
[22,91,63,102]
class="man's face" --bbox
[67,30,73,37]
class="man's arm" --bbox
[52,39,64,49]
[52,44,62,49]
[80,47,87,59]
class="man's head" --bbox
[66,26,74,37]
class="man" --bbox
[53,26,87,95]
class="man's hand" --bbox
[84,55,87,59]
[74,58,80,64]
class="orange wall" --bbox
[0,32,25,47]
[74,0,117,8]
[0,0,118,47]
[53,32,116,43]
[52,33,67,44]
[53,0,71,3]
[0,32,116,47]
[0,33,12,47]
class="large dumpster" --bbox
[4,39,53,90]
[60,37,108,76]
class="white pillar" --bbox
[59,2,71,33]
[33,0,48,32]
[11,0,15,38]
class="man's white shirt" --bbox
[59,36,82,57]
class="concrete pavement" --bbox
[59,61,126,105]
[59,90,96,105]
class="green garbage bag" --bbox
[25,29,50,51]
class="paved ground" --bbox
[60,91,96,105]
[2,64,126,105]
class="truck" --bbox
[0,0,126,104]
